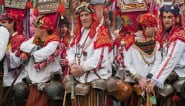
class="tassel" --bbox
[153,9,158,16]
[26,1,33,9]
[57,4,65,13]
[33,7,39,16]
[172,93,181,102]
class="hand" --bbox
[146,80,155,93]
[20,53,29,61]
[138,78,147,90]
[60,59,68,66]
[70,64,84,77]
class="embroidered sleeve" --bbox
[20,37,37,53]
[0,27,10,60]
[32,41,59,62]
[151,40,185,88]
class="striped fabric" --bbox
[76,88,107,106]
[135,40,156,55]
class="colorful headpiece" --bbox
[0,11,24,33]
[33,15,53,31]
[75,2,94,14]
[160,5,180,16]
[8,11,24,32]
[138,13,158,27]
[59,16,70,26]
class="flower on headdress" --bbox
[138,13,158,27]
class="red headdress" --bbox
[138,13,158,27]
[7,11,25,33]
[0,11,25,33]
[70,2,99,47]
[138,13,158,38]
[32,15,54,31]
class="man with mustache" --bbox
[66,2,112,106]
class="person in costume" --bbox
[59,16,72,69]
[20,15,62,106]
[0,12,10,104]
[66,2,112,106]
[147,5,185,105]
[0,11,27,106]
[122,13,161,106]
[58,16,72,106]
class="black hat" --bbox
[59,16,69,26]
[160,5,180,16]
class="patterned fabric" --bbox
[113,32,126,47]
[94,26,112,51]
[9,33,26,53]
[76,88,107,106]
[26,85,50,106]
[155,26,185,47]
[122,34,135,51]
[135,40,156,55]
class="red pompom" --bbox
[172,94,181,102]
[33,7,39,17]
[26,1,33,9]
[153,9,158,16]
[57,4,65,13]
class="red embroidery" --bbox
[156,41,176,79]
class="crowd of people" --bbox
[0,0,185,106]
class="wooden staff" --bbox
[112,5,116,30]
[146,92,151,106]
[0,64,25,106]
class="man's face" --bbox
[162,12,174,30]
[80,11,92,29]
[0,20,13,31]
[145,26,157,37]
[61,24,68,35]
[33,26,44,37]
